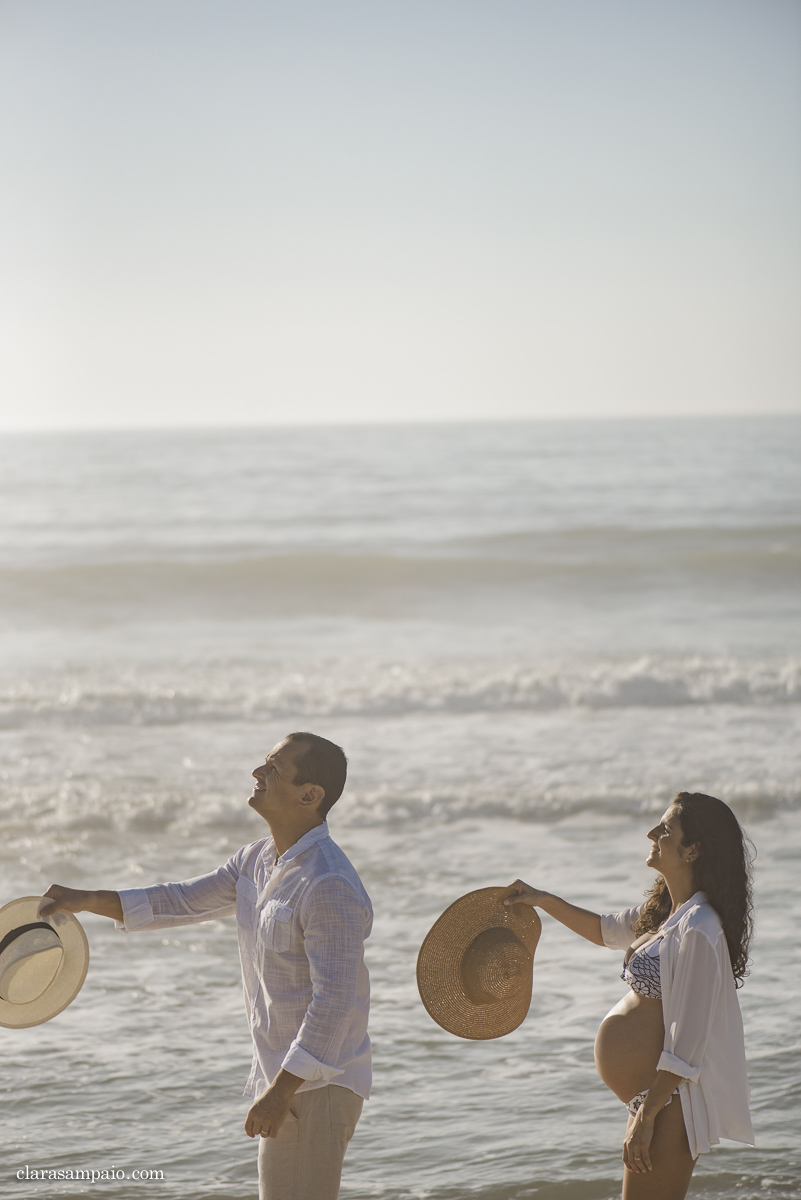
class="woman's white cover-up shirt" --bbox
[115,822,372,1100]
[601,890,754,1158]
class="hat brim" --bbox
[417,887,541,1040]
[0,897,89,1029]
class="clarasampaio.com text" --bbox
[16,1166,164,1183]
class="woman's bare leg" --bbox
[621,1097,697,1200]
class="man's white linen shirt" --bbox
[116,822,372,1100]
[601,890,754,1158]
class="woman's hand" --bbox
[501,883,603,943]
[501,879,548,908]
[622,1106,655,1173]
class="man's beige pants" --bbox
[258,1084,363,1200]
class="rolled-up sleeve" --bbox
[116,857,240,932]
[600,905,643,951]
[281,876,369,1082]
[659,926,723,1082]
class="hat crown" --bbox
[0,923,64,1005]
[460,927,531,1006]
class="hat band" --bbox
[0,922,65,1005]
[0,922,56,957]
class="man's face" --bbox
[249,739,306,820]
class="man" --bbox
[42,732,372,1200]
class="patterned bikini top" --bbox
[621,935,663,1000]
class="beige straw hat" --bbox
[0,897,89,1029]
[417,887,542,1040]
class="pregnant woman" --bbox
[503,791,755,1199]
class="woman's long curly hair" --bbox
[634,792,754,986]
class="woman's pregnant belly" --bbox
[594,992,665,1102]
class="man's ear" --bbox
[299,784,325,810]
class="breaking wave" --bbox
[1,656,798,728]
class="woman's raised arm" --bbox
[501,879,604,945]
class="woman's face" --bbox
[646,805,695,875]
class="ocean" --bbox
[1,416,799,1199]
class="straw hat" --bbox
[0,897,89,1029]
[417,887,542,1040]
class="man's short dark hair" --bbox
[286,732,348,819]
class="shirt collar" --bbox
[274,821,330,867]
[661,890,707,932]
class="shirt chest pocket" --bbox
[260,900,294,953]
[235,877,259,932]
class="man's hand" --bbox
[40,885,92,916]
[244,1070,303,1139]
[40,885,123,922]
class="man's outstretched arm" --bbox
[41,884,123,923]
[41,857,240,930]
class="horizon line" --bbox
[2,410,800,437]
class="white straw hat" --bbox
[0,897,89,1029]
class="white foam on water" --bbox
[0,655,798,730]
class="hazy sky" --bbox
[1,0,799,430]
